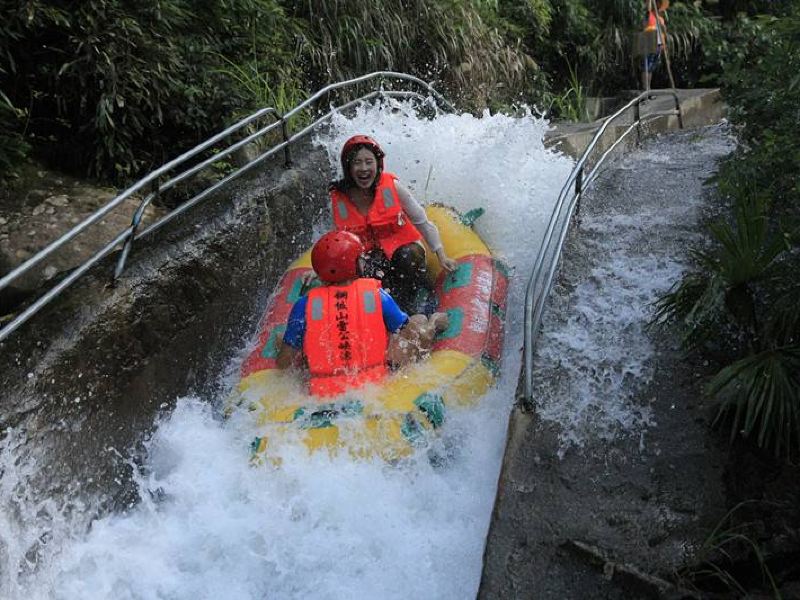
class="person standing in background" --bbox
[641,0,669,91]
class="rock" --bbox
[32,204,46,216]
[0,216,7,225]
[45,206,55,215]
[15,249,31,260]
[44,266,58,280]
[27,189,48,202]
[45,195,69,207]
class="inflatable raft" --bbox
[230,205,508,461]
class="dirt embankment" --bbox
[0,163,168,315]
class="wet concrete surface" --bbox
[0,141,332,519]
[0,93,742,597]
[480,125,736,598]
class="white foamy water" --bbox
[532,127,734,453]
[3,100,575,600]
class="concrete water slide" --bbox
[0,72,451,509]
[480,89,728,598]
[0,81,724,590]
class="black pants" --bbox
[362,243,430,314]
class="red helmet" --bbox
[311,231,365,283]
[340,135,385,172]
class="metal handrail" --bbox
[0,106,281,295]
[0,72,452,343]
[521,89,683,410]
[134,90,437,243]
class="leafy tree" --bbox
[0,0,303,181]
[285,0,538,109]
[0,92,29,177]
[655,6,800,459]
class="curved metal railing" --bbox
[0,72,453,343]
[521,89,683,410]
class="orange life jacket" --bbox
[644,9,666,43]
[304,278,388,397]
[330,172,423,259]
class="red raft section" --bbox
[231,205,509,460]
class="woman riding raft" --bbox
[329,135,457,312]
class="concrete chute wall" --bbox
[0,143,331,512]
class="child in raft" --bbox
[328,134,457,312]
[277,230,448,397]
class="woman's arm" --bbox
[395,182,457,271]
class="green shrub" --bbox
[654,185,799,458]
[664,1,722,88]
[678,501,781,597]
[715,11,800,207]
[0,92,30,178]
[498,0,717,106]
[1,0,550,179]
[286,0,538,110]
[0,0,303,182]
[655,7,800,459]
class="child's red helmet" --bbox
[340,135,385,172]
[311,231,365,283]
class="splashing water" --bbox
[3,101,577,600]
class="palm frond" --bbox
[710,346,800,458]
[680,500,782,597]
[707,192,788,287]
[651,270,731,353]
[765,278,800,344]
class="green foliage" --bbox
[654,189,799,457]
[0,0,303,181]
[216,56,306,118]
[655,6,800,460]
[711,347,800,458]
[663,1,723,87]
[0,0,556,178]
[543,61,590,122]
[497,0,718,108]
[653,272,727,353]
[679,501,781,597]
[0,91,30,178]
[0,0,757,182]
[654,193,790,350]
[286,0,538,110]
[714,11,800,207]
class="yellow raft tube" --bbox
[228,205,508,461]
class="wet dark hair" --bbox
[329,144,383,193]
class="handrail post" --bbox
[114,178,159,281]
[574,167,584,217]
[520,392,535,413]
[674,93,684,129]
[634,99,643,143]
[281,116,292,167]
